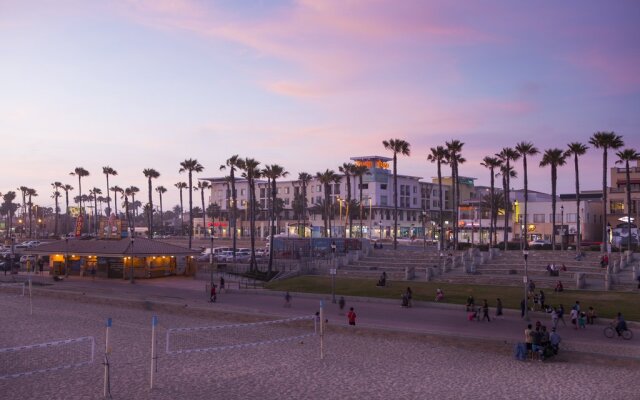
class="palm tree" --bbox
[1,192,19,239]
[17,186,28,229]
[122,187,134,230]
[445,140,465,250]
[428,146,448,250]
[89,187,102,235]
[102,166,117,216]
[297,172,312,237]
[128,186,140,219]
[566,142,589,252]
[338,163,355,237]
[26,188,37,238]
[263,164,289,272]
[497,148,520,249]
[143,168,160,238]
[589,132,624,249]
[196,181,211,238]
[539,149,568,251]
[239,158,261,271]
[70,167,90,233]
[352,164,369,238]
[480,157,502,247]
[62,184,73,236]
[179,159,204,249]
[382,139,411,249]
[155,185,167,235]
[51,182,63,237]
[498,163,517,249]
[515,142,540,249]
[110,186,123,218]
[220,155,242,257]
[615,148,640,250]
[174,182,188,236]
[315,169,341,237]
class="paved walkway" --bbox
[4,272,639,359]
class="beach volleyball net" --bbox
[165,316,316,355]
[0,336,95,379]
[0,282,26,298]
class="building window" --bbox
[333,183,341,195]
[380,184,387,190]
[533,214,545,223]
[413,186,417,193]
[381,196,388,206]
[284,198,290,205]
[240,189,246,196]
[259,188,266,198]
[284,187,290,194]
[413,197,417,205]
[359,184,368,190]
[567,213,577,223]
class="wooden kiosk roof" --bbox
[29,238,199,257]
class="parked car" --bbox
[215,251,234,262]
[529,239,551,247]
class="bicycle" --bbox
[603,324,633,340]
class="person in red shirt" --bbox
[347,307,356,326]
[210,284,217,303]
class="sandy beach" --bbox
[1,290,638,400]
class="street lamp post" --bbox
[65,237,69,277]
[129,227,135,284]
[560,205,564,252]
[422,211,426,251]
[523,249,529,321]
[209,226,215,289]
[368,197,372,240]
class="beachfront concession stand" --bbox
[30,238,199,279]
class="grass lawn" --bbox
[266,276,640,322]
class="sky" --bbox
[1,0,639,211]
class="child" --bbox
[578,312,587,329]
[347,307,357,326]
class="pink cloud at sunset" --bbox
[0,0,638,209]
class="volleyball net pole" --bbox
[150,316,158,390]
[320,300,325,360]
[103,318,112,399]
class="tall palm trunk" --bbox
[522,155,529,249]
[392,153,398,249]
[503,162,511,248]
[200,189,206,238]
[158,193,164,234]
[230,171,237,255]
[601,149,608,246]
[573,154,581,251]
[551,166,557,252]
[489,169,495,247]
[625,160,632,250]
[188,171,194,249]
[54,196,59,237]
[65,192,70,235]
[112,188,118,217]
[437,162,444,250]
[249,179,257,271]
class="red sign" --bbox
[209,222,228,227]
[75,214,84,237]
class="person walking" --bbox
[284,291,292,308]
[219,276,225,293]
[557,304,567,326]
[347,307,357,326]
[569,307,578,330]
[405,287,413,308]
[520,299,526,318]
[209,284,217,303]
[496,298,503,317]
[482,299,491,322]
[338,296,346,314]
